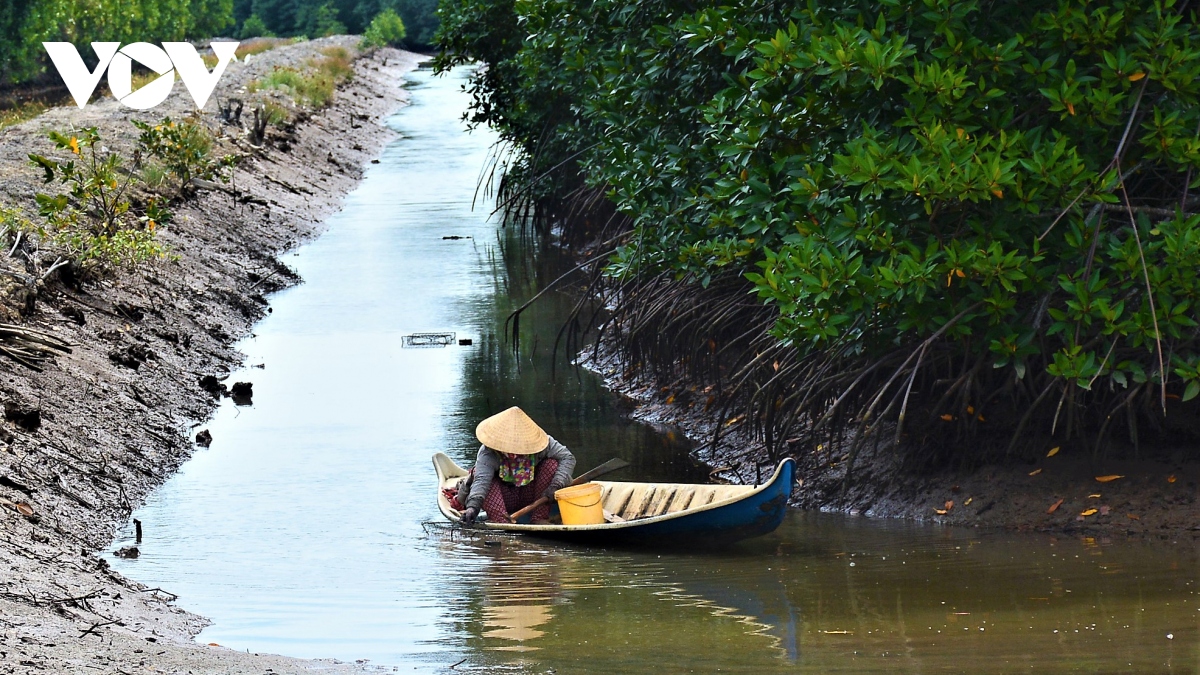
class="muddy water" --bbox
[107,66,1198,673]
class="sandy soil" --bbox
[0,37,421,674]
[584,346,1200,540]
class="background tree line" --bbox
[0,0,436,87]
[234,0,438,47]
[437,0,1200,466]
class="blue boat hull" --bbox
[530,459,794,546]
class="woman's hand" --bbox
[460,506,479,524]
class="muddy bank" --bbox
[583,344,1200,540]
[0,38,420,674]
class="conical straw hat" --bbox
[476,406,549,455]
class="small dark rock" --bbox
[114,546,139,559]
[458,338,472,346]
[198,375,227,397]
[195,429,213,447]
[370,158,380,164]
[59,305,85,325]
[109,344,153,370]
[230,382,253,406]
[4,402,40,432]
[0,475,32,493]
[114,302,144,322]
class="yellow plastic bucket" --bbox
[554,482,604,525]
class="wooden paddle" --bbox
[508,457,630,523]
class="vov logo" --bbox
[42,42,239,110]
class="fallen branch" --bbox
[78,619,120,637]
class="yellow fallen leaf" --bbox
[1168,475,1177,483]
[966,405,975,415]
[977,413,986,421]
[944,500,955,510]
[1080,508,1098,517]
[1127,513,1140,520]
[1047,498,1064,514]
[1095,475,1123,483]
[1088,493,1101,499]
[1029,468,1042,476]
[1128,71,1146,82]
[935,509,947,515]
[665,394,675,404]
[1046,446,1060,457]
[940,414,954,421]
[964,497,973,506]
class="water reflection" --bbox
[475,540,560,650]
[439,529,798,673]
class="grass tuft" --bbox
[248,46,355,108]
[0,100,48,129]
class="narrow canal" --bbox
[107,65,1198,673]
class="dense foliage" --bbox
[235,0,438,46]
[0,0,233,85]
[438,0,1200,459]
[0,0,437,87]
[361,8,407,48]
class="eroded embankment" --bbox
[584,341,1200,540]
[0,38,419,675]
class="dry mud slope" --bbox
[0,38,420,674]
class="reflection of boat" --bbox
[433,453,795,545]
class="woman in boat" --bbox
[454,406,576,524]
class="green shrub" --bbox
[361,9,407,48]
[0,206,43,242]
[298,2,346,37]
[239,14,274,39]
[133,117,238,196]
[28,128,168,270]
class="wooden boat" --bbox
[433,453,795,545]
